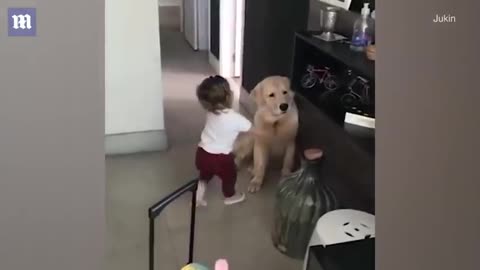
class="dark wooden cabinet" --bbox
[291,32,375,125]
[241,0,310,91]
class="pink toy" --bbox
[215,259,229,270]
[182,259,229,270]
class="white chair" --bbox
[303,209,375,270]
[317,0,352,10]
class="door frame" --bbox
[207,0,220,73]
[207,0,244,78]
[233,0,245,78]
[219,0,236,77]
[183,0,199,50]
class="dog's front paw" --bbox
[247,165,254,175]
[248,178,263,193]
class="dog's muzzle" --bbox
[279,103,289,112]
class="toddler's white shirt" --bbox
[199,109,252,154]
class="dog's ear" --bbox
[250,81,265,106]
[280,76,294,97]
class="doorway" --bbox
[158,0,213,145]
[233,0,245,78]
[206,0,245,81]
[158,0,183,31]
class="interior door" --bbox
[184,0,199,50]
[210,0,220,59]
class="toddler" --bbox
[195,75,251,206]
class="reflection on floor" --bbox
[106,23,302,270]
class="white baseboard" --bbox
[158,0,181,7]
[105,129,169,155]
[208,52,220,74]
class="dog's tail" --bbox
[233,132,254,162]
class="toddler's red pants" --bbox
[195,147,237,198]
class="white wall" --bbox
[0,0,105,269]
[106,0,164,135]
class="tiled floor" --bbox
[106,20,302,270]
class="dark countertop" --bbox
[295,94,375,214]
[295,31,375,79]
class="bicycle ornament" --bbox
[300,65,338,91]
[340,76,371,108]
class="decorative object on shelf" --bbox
[350,3,374,52]
[300,65,338,91]
[317,6,347,42]
[366,44,376,61]
[340,75,371,109]
[292,32,375,122]
[272,149,339,260]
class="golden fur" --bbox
[233,76,299,193]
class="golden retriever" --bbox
[234,76,299,193]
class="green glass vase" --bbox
[272,149,339,259]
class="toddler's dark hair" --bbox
[196,75,233,114]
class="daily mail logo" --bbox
[8,8,37,37]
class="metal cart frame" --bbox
[148,179,198,270]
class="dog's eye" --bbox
[269,93,275,97]
[283,91,288,95]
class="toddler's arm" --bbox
[232,111,252,132]
[248,127,268,137]
[231,111,269,137]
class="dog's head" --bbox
[250,76,295,116]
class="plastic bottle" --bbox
[350,3,374,52]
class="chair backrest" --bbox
[314,209,375,246]
[317,0,353,10]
